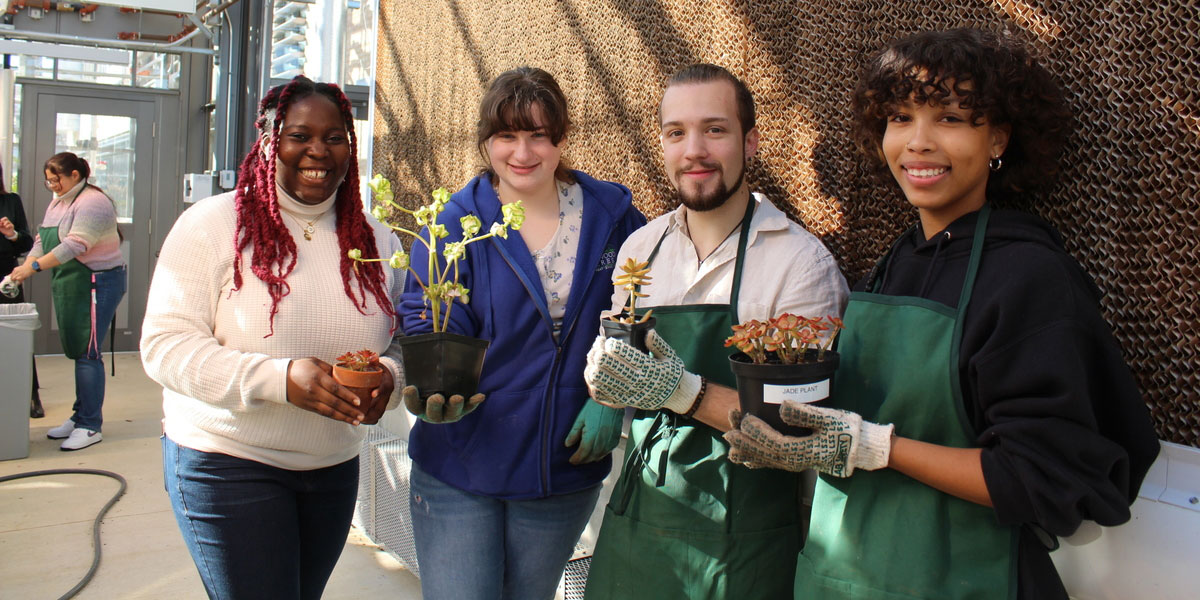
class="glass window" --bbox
[136,52,181,89]
[57,59,133,87]
[344,0,374,87]
[13,51,179,90]
[269,0,375,86]
[14,55,54,80]
[271,0,310,80]
[11,82,20,193]
[55,113,137,224]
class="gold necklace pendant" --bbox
[284,210,323,241]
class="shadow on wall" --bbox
[371,0,1200,447]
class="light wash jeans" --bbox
[71,265,125,432]
[410,462,601,600]
[162,437,359,600]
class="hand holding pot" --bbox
[724,401,894,477]
[402,385,485,424]
[359,367,395,425]
[584,330,701,413]
[286,358,366,425]
[564,399,624,464]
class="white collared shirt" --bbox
[609,193,849,323]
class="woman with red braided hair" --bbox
[141,76,404,599]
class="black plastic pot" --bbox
[397,332,490,399]
[600,315,657,352]
[729,349,839,436]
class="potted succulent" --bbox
[725,314,844,435]
[601,258,656,352]
[350,175,524,398]
[333,349,384,409]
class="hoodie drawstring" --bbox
[918,231,952,298]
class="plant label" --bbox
[763,379,830,405]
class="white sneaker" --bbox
[60,428,102,451]
[47,418,76,439]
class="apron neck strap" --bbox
[643,196,756,323]
[955,204,991,319]
[727,195,756,324]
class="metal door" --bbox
[21,86,157,354]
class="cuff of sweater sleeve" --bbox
[378,356,404,410]
[855,421,894,471]
[256,358,292,405]
[663,370,702,414]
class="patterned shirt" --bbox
[531,180,583,340]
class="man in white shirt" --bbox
[582,64,849,599]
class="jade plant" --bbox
[610,257,654,324]
[335,349,379,371]
[724,314,844,364]
[350,175,525,332]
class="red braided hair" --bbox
[232,76,393,336]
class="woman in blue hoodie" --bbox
[724,29,1159,599]
[398,67,645,600]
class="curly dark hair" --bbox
[852,28,1073,199]
[233,75,392,336]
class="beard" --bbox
[675,160,746,212]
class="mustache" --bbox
[676,161,722,176]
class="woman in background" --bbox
[0,161,40,418]
[8,152,125,450]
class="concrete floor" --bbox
[0,352,423,600]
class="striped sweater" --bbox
[32,182,123,270]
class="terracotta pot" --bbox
[396,331,490,400]
[600,314,657,352]
[333,363,384,409]
[729,349,840,436]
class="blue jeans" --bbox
[410,462,601,600]
[162,437,359,600]
[72,266,125,432]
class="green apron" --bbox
[796,206,1017,599]
[39,222,100,360]
[586,200,802,600]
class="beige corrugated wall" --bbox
[372,1,1200,447]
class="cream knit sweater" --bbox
[141,190,404,470]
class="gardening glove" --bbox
[724,400,894,478]
[402,385,486,424]
[584,330,701,413]
[564,400,624,465]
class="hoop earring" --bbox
[989,156,1003,172]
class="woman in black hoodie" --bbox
[725,29,1160,599]
[0,162,41,417]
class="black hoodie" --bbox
[863,208,1160,599]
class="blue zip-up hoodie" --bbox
[400,171,645,500]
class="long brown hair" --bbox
[476,67,574,183]
[232,75,392,336]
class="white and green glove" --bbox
[584,330,702,413]
[723,400,894,478]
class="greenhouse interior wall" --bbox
[368,2,1200,599]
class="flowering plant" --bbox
[611,257,654,324]
[335,349,380,372]
[350,175,525,332]
[724,314,844,365]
